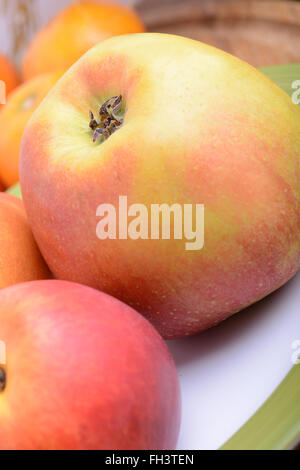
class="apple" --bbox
[0,280,180,450]
[20,33,300,339]
[0,193,50,289]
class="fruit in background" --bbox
[6,182,22,199]
[20,34,300,339]
[0,193,50,289]
[22,0,145,80]
[0,181,4,192]
[0,280,180,450]
[0,54,19,99]
[0,71,62,188]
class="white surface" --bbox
[168,271,300,450]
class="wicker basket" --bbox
[136,0,300,67]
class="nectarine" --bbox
[0,280,180,450]
[20,34,300,339]
[0,193,50,289]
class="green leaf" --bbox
[220,365,300,450]
[259,63,300,103]
[6,182,22,199]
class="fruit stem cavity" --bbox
[89,95,124,143]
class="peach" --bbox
[0,280,180,450]
[20,34,300,339]
[0,193,50,289]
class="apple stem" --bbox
[89,95,124,143]
[0,368,6,392]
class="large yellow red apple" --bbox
[0,280,180,450]
[20,33,300,339]
[0,193,50,289]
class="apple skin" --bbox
[0,280,180,450]
[20,33,300,339]
[0,193,50,288]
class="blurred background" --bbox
[1,0,300,68]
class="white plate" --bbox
[168,271,300,450]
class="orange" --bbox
[0,193,50,289]
[0,54,19,102]
[22,0,145,80]
[0,71,62,188]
